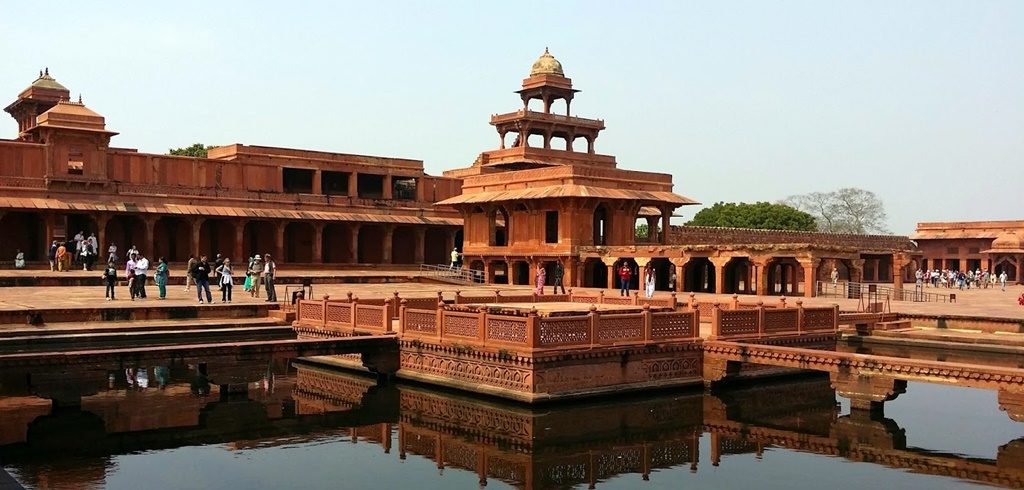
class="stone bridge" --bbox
[704,339,1024,419]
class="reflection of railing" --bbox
[816,281,952,303]
[419,264,485,285]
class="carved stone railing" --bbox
[667,225,915,251]
[709,301,839,340]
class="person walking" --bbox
[107,242,118,264]
[154,257,169,299]
[48,240,58,271]
[56,243,68,272]
[534,265,546,295]
[249,256,263,298]
[216,258,234,303]
[450,248,460,271]
[125,253,137,300]
[102,260,117,300]
[134,253,150,299]
[645,266,656,298]
[184,254,196,292]
[830,267,839,286]
[551,261,566,295]
[213,253,224,290]
[263,254,277,302]
[618,263,633,296]
[1000,271,1008,291]
[243,255,254,292]
[191,255,213,304]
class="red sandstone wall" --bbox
[0,140,46,178]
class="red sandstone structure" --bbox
[912,220,1024,284]
[1,69,462,266]
[437,50,917,297]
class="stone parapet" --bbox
[668,226,915,251]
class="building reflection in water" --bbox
[0,356,1022,489]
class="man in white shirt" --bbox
[999,271,1008,291]
[134,253,150,299]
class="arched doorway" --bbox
[284,222,314,263]
[199,219,236,259]
[584,258,608,289]
[243,221,276,259]
[994,256,1019,282]
[593,203,611,246]
[723,257,752,294]
[357,225,384,264]
[153,217,189,262]
[683,257,715,293]
[391,226,416,264]
[0,212,45,261]
[105,215,146,255]
[646,258,673,291]
[322,223,354,263]
[767,258,800,295]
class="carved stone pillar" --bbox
[799,257,819,298]
[95,214,110,255]
[312,222,324,263]
[350,223,361,263]
[232,219,245,262]
[850,259,865,284]
[348,172,359,198]
[601,256,618,290]
[414,227,426,264]
[710,256,732,295]
[382,174,393,200]
[892,252,908,290]
[143,216,157,256]
[192,218,206,258]
[752,257,771,296]
[382,225,394,264]
[670,257,689,293]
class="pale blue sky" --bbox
[2,1,1021,233]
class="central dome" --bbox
[991,231,1024,250]
[530,48,564,77]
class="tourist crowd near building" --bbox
[912,221,1024,287]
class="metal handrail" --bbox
[419,264,485,284]
[816,281,952,303]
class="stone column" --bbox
[191,218,205,258]
[710,256,731,295]
[799,257,819,298]
[414,228,426,264]
[850,259,865,284]
[483,261,492,284]
[312,170,322,195]
[143,216,157,256]
[348,172,359,198]
[382,225,394,264]
[274,221,286,260]
[670,257,689,293]
[660,208,671,244]
[232,220,245,262]
[383,175,393,200]
[95,214,110,254]
[445,229,456,255]
[312,222,324,263]
[601,256,618,290]
[892,253,907,290]
[350,223,361,263]
[752,257,771,296]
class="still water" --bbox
[0,356,1021,490]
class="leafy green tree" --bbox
[168,143,215,158]
[685,202,817,231]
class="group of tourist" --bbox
[532,261,566,295]
[46,231,102,272]
[614,263,658,298]
[915,268,1009,291]
[98,250,277,304]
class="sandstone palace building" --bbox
[2,53,924,295]
[1,69,463,266]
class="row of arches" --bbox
[467,202,667,249]
[0,211,458,265]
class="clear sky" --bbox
[2,1,1021,234]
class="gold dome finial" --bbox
[530,48,564,77]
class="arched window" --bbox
[489,207,509,247]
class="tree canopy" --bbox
[168,143,215,158]
[684,202,817,231]
[781,188,889,234]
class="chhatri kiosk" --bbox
[438,49,699,287]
